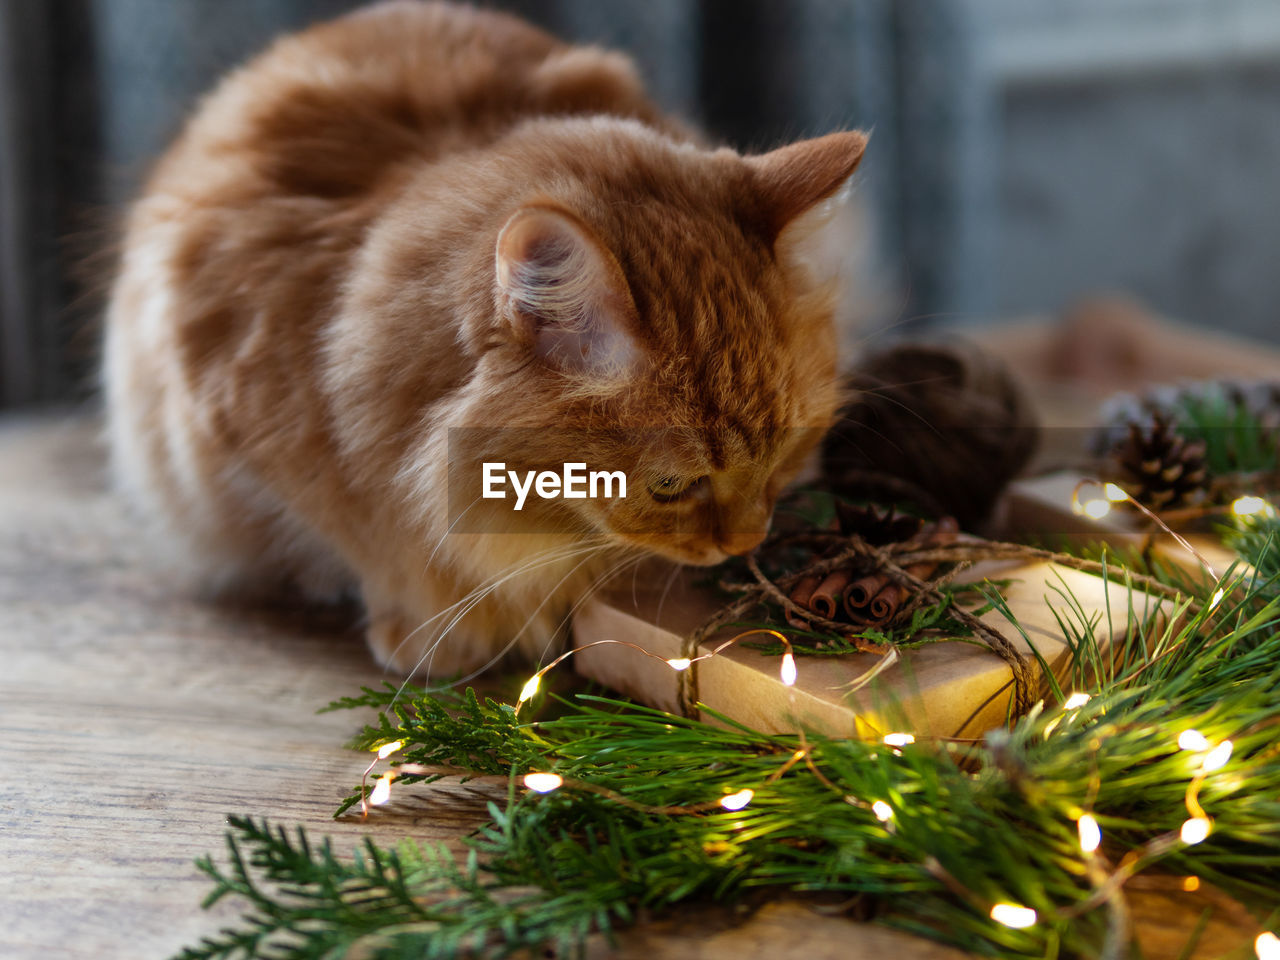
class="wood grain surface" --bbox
[0,412,1262,960]
[0,413,500,959]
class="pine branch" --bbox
[1225,517,1280,600]
[178,531,1280,960]
[1172,383,1280,477]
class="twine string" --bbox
[672,518,1206,723]
[683,531,1156,720]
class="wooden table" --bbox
[0,412,1257,959]
[0,413,503,958]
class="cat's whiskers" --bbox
[628,552,645,610]
[420,542,611,677]
[824,375,956,459]
[719,468,758,502]
[847,291,944,353]
[420,491,487,577]
[846,377,951,432]
[535,545,640,665]
[385,541,609,710]
[444,543,630,687]
[653,559,684,626]
[388,539,603,666]
[822,420,903,462]
[377,540,595,676]
[535,547,645,665]
[384,539,611,700]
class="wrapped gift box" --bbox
[572,557,1170,740]
[999,472,1241,581]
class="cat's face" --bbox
[591,423,830,566]
[459,123,865,565]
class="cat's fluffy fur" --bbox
[104,0,866,677]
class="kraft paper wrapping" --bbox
[1001,472,1239,579]
[572,558,1169,740]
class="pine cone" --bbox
[1093,379,1280,462]
[1110,415,1209,511]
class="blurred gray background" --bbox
[3,0,1279,408]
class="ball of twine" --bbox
[820,340,1040,528]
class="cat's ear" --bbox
[745,130,869,244]
[495,206,639,378]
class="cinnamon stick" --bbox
[785,574,823,629]
[783,515,963,628]
[843,517,960,624]
[866,582,905,622]
[808,569,853,620]
[844,563,933,623]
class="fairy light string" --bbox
[687,508,1234,726]
[350,499,1271,940]
[744,548,1039,714]
[355,663,1249,941]
[1071,477,1221,579]
[514,629,799,718]
[367,625,900,822]
[184,459,1280,960]
[386,597,1251,921]
[358,622,1250,939]
[1052,719,1244,928]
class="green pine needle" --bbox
[177,534,1280,960]
[1172,384,1279,477]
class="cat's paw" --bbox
[365,610,430,675]
[364,608,495,678]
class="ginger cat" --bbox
[104,0,867,678]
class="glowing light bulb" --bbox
[871,800,893,822]
[990,903,1037,928]
[1232,496,1276,519]
[1081,499,1111,520]
[719,789,754,811]
[882,732,915,747]
[376,740,404,760]
[369,772,394,806]
[1062,692,1091,710]
[1103,483,1128,502]
[1178,729,1210,752]
[1077,813,1101,853]
[666,657,692,671]
[1180,816,1211,845]
[1201,740,1233,772]
[1181,875,1200,892]
[780,652,797,687]
[522,772,563,793]
[1256,931,1280,960]
[517,674,541,705]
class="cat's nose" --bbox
[719,529,767,556]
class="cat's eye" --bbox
[647,474,705,503]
